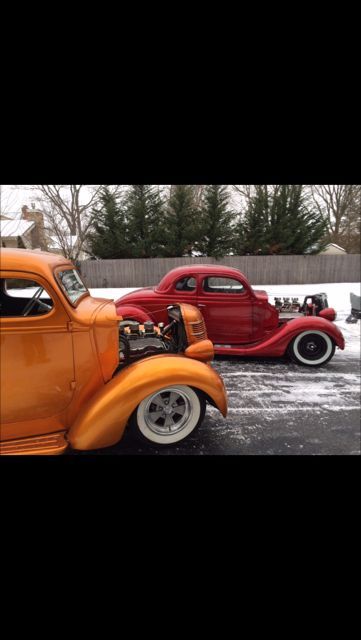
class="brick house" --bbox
[0,205,48,250]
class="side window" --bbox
[0,278,54,317]
[203,277,245,294]
[175,277,197,292]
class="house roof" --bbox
[0,212,23,220]
[325,243,346,252]
[0,219,35,238]
[48,235,78,249]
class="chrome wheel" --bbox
[144,388,193,435]
[132,385,205,444]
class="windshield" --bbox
[57,268,89,305]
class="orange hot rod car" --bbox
[0,249,227,455]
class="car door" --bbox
[196,274,254,343]
[0,272,75,439]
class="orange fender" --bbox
[67,355,228,450]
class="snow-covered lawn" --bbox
[7,281,360,356]
[90,282,361,357]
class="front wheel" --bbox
[129,385,206,445]
[288,330,335,366]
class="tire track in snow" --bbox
[211,356,360,427]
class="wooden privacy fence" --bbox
[78,254,361,288]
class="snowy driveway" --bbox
[86,282,360,455]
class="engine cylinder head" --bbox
[144,320,155,334]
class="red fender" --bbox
[215,316,345,357]
[115,303,154,323]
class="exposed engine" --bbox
[274,297,302,313]
[299,292,329,316]
[119,320,169,365]
[118,304,206,366]
[274,292,330,316]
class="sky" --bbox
[0,185,31,214]
[0,185,242,217]
[0,185,96,216]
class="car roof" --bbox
[156,264,247,291]
[0,248,74,281]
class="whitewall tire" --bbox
[130,385,206,445]
[288,330,335,366]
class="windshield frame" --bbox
[54,266,90,307]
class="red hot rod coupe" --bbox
[115,265,345,367]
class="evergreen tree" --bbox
[88,187,130,259]
[265,185,327,254]
[162,185,202,256]
[235,185,327,255]
[197,185,235,258]
[234,185,270,254]
[124,185,164,257]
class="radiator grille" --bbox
[189,320,207,342]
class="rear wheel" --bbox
[129,385,206,445]
[288,330,335,366]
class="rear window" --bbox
[57,269,89,305]
[175,277,196,292]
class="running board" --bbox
[0,431,68,455]
[214,344,258,356]
[214,343,282,357]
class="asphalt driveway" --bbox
[77,349,360,456]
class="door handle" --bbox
[197,304,206,308]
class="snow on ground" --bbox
[89,282,361,357]
[91,288,138,299]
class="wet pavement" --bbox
[73,350,361,456]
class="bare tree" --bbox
[232,185,255,201]
[231,185,259,217]
[232,185,283,204]
[169,185,205,208]
[31,185,104,260]
[0,185,19,217]
[310,185,361,252]
[341,188,361,252]
[192,185,205,208]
